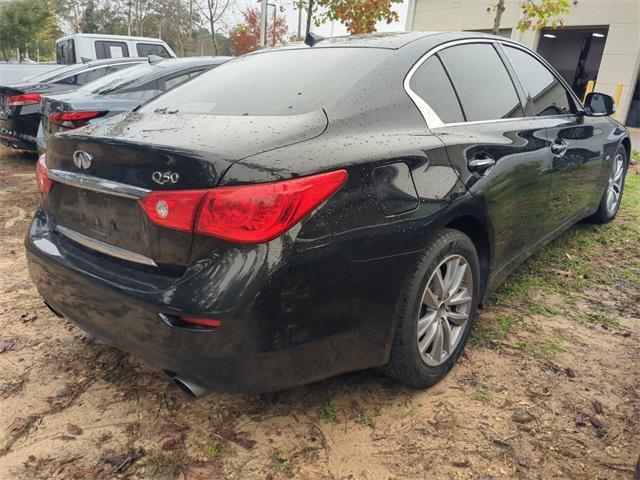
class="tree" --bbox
[313,0,401,35]
[230,7,288,55]
[493,0,571,35]
[197,0,230,55]
[0,0,55,61]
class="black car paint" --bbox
[40,57,230,148]
[0,58,144,151]
[25,32,631,393]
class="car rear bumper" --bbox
[25,206,399,393]
[0,114,39,151]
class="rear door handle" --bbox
[468,155,496,175]
[551,139,569,156]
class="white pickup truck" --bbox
[1,34,175,85]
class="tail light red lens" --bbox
[6,93,41,107]
[138,170,347,243]
[181,317,222,328]
[36,154,53,194]
[49,111,107,128]
[140,190,206,232]
[196,170,348,243]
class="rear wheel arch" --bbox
[621,137,631,164]
[444,215,492,300]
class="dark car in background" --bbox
[0,57,144,151]
[40,56,230,148]
[26,32,631,396]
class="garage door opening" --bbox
[537,27,609,101]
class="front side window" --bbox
[141,48,391,116]
[503,46,575,116]
[439,43,524,122]
[410,56,464,124]
[137,43,171,58]
[56,39,76,65]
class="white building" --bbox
[405,0,640,132]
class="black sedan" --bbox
[40,56,230,149]
[0,57,144,151]
[26,32,631,395]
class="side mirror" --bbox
[584,92,616,117]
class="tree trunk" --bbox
[305,0,314,37]
[492,0,505,35]
[208,1,218,55]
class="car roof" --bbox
[265,31,511,51]
[149,56,232,69]
[58,33,168,43]
[83,57,148,67]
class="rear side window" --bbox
[141,48,391,116]
[410,56,464,124]
[95,41,129,60]
[502,46,575,116]
[56,39,76,65]
[439,43,524,122]
[137,43,171,58]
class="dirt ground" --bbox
[0,146,638,480]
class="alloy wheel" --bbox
[417,254,474,366]
[606,153,625,215]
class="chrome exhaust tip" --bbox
[168,373,209,399]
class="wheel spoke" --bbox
[441,319,453,354]
[433,268,446,299]
[443,257,459,294]
[418,321,439,353]
[448,287,472,306]
[447,310,468,326]
[422,286,439,309]
[430,323,444,362]
[417,311,437,338]
[448,262,467,298]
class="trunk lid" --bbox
[44,110,327,268]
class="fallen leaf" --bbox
[550,268,572,277]
[183,461,224,480]
[511,410,536,424]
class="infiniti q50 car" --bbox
[26,32,631,396]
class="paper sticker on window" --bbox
[110,46,124,58]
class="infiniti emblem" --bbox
[73,150,93,170]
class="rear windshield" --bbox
[76,62,162,94]
[140,47,390,116]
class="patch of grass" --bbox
[393,407,416,419]
[470,313,516,349]
[631,149,640,162]
[583,312,621,328]
[207,440,230,459]
[533,339,567,358]
[318,402,338,423]
[474,390,489,402]
[270,449,292,476]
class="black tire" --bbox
[589,146,628,224]
[382,228,481,388]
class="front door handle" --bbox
[468,155,496,175]
[551,139,569,156]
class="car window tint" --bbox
[410,55,464,124]
[78,63,158,94]
[141,48,391,116]
[439,43,524,122]
[137,43,171,58]
[503,46,575,116]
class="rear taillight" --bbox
[140,190,206,232]
[138,170,348,243]
[36,154,53,194]
[6,93,41,107]
[49,110,107,128]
